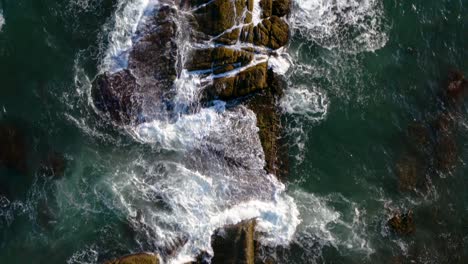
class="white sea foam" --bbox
[100,0,159,73]
[291,190,374,255]
[280,85,329,121]
[0,10,5,32]
[291,0,388,53]
[252,0,263,26]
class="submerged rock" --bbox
[0,123,28,174]
[104,253,161,264]
[388,210,415,235]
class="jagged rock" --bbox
[129,5,179,95]
[388,210,415,235]
[185,47,253,73]
[272,0,291,17]
[92,70,138,124]
[0,123,28,174]
[247,69,287,176]
[193,0,246,36]
[211,220,256,264]
[104,253,160,264]
[240,16,289,50]
[205,62,268,100]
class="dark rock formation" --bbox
[92,70,139,124]
[205,62,268,100]
[0,123,28,174]
[388,210,415,235]
[185,47,253,73]
[240,16,289,50]
[104,253,160,264]
[211,220,256,264]
[92,4,180,123]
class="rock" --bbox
[445,70,467,100]
[247,69,287,176]
[185,47,253,73]
[0,123,28,174]
[272,0,291,17]
[240,16,289,50]
[205,62,269,100]
[395,156,422,192]
[388,210,415,235]
[192,0,245,36]
[92,70,139,124]
[211,220,256,264]
[104,253,160,264]
[129,5,179,97]
[435,133,457,172]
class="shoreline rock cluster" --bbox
[92,0,292,263]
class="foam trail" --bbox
[291,0,388,52]
[0,9,5,32]
[280,85,329,122]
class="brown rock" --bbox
[104,253,160,264]
[388,210,415,235]
[205,62,269,100]
[241,16,289,50]
[0,124,28,173]
[247,69,287,177]
[272,0,291,17]
[211,220,256,264]
[396,156,421,192]
[185,47,253,73]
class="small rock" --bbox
[388,210,415,235]
[104,253,161,264]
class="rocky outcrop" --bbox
[210,220,256,264]
[185,47,253,74]
[104,253,160,264]
[92,4,180,124]
[190,0,289,49]
[395,72,467,193]
[95,0,292,262]
[92,70,138,124]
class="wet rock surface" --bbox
[388,210,415,235]
[395,72,467,193]
[210,220,256,264]
[104,253,160,264]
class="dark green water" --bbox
[0,0,467,263]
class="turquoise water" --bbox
[0,0,467,263]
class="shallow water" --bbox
[0,0,467,263]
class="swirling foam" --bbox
[291,0,388,53]
[0,10,5,32]
[280,85,329,122]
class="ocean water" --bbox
[0,0,467,263]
